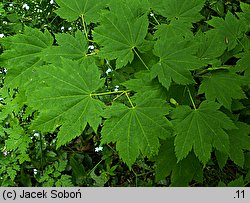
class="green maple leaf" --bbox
[122,71,167,100]
[171,101,236,164]
[0,27,53,88]
[154,20,193,41]
[27,58,105,148]
[151,0,205,42]
[151,38,204,89]
[150,0,205,22]
[198,71,246,109]
[101,92,173,168]
[154,138,177,182]
[196,31,227,64]
[237,3,250,30]
[55,0,108,23]
[228,122,250,167]
[42,30,88,64]
[93,1,149,68]
[154,138,203,186]
[170,152,203,186]
[207,12,247,51]
[236,52,250,85]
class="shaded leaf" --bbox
[198,71,246,109]
[207,12,247,51]
[228,122,250,167]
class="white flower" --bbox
[34,132,40,137]
[0,98,4,101]
[3,68,7,73]
[95,146,103,152]
[0,34,4,38]
[105,68,112,74]
[9,3,13,7]
[22,3,30,10]
[3,151,8,156]
[68,27,72,31]
[61,26,65,31]
[50,0,54,4]
[150,13,154,17]
[114,85,119,92]
[88,45,95,50]
[33,169,38,175]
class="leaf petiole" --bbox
[186,87,197,110]
[81,14,89,41]
[91,90,125,97]
[125,92,135,108]
[132,48,149,70]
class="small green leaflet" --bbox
[42,30,88,64]
[55,0,108,23]
[0,27,53,88]
[101,93,173,168]
[93,0,149,68]
[27,58,105,148]
[4,123,32,164]
[228,122,250,167]
[207,12,247,51]
[171,101,236,164]
[198,71,246,109]
[151,37,204,89]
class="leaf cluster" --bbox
[1,0,250,186]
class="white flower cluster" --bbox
[0,68,7,74]
[106,68,112,75]
[22,3,30,10]
[114,85,119,92]
[0,34,4,38]
[95,146,103,152]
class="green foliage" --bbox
[172,101,236,164]
[198,71,246,109]
[101,92,173,168]
[27,58,105,147]
[0,0,250,187]
[93,0,149,68]
[55,0,108,23]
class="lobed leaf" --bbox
[27,58,105,148]
[101,92,173,168]
[151,37,204,89]
[93,0,149,68]
[171,101,236,164]
[198,71,246,109]
[55,0,108,23]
